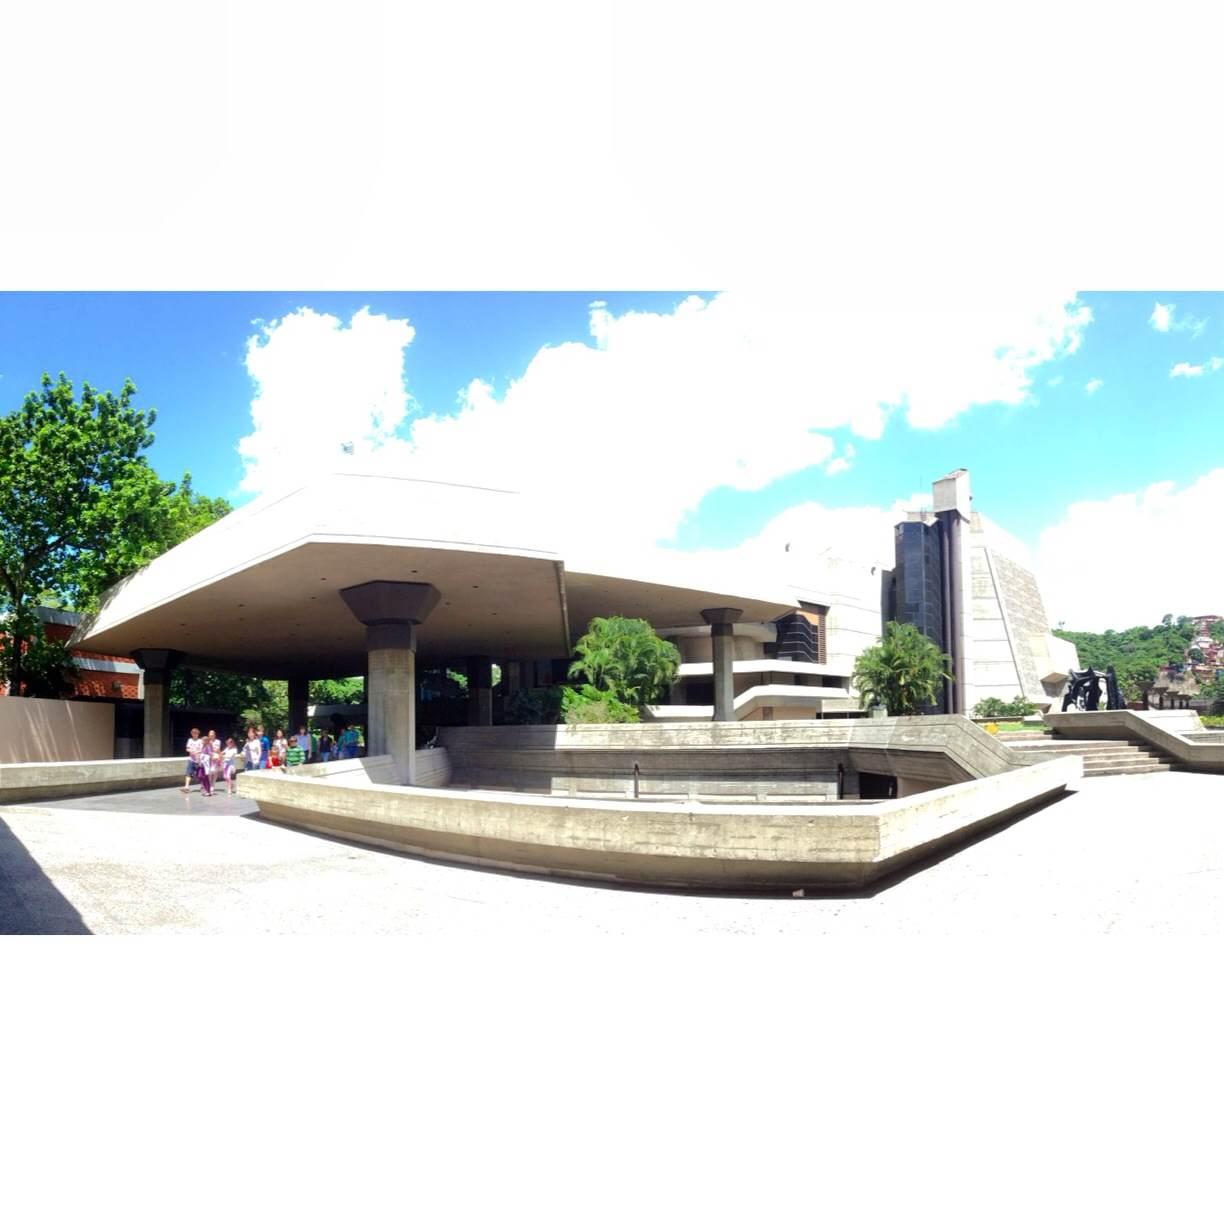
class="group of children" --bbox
[182,728,241,797]
[182,722,365,797]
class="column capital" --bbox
[131,648,182,681]
[340,581,441,627]
[700,607,743,628]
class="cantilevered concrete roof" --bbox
[73,472,796,678]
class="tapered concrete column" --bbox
[288,677,309,739]
[467,655,493,726]
[131,649,180,758]
[701,608,742,723]
[503,661,522,695]
[340,581,441,784]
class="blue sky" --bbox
[1,291,1221,629]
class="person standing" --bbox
[318,730,333,763]
[207,729,222,792]
[222,737,240,796]
[182,727,202,793]
[243,726,262,773]
[295,725,311,762]
[258,724,270,770]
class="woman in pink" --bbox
[193,733,212,797]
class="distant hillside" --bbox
[1054,615,1224,700]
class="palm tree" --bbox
[851,621,952,715]
[568,616,681,706]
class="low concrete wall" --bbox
[0,697,115,764]
[236,755,1079,890]
[0,757,183,805]
[1045,709,1224,773]
[283,749,451,788]
[439,716,1041,800]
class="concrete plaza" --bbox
[2,772,1222,934]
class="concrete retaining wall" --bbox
[0,756,183,805]
[0,697,115,764]
[439,716,1040,800]
[236,754,1079,890]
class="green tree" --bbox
[567,616,681,706]
[1210,621,1224,645]
[851,621,952,716]
[170,668,272,717]
[0,607,80,698]
[310,677,365,705]
[1115,659,1157,707]
[0,374,230,695]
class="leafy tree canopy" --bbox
[310,677,365,706]
[0,374,231,695]
[568,616,680,707]
[851,621,951,716]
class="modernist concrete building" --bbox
[70,466,1075,780]
[888,469,1077,715]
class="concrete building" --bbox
[68,466,1074,776]
[886,469,1077,715]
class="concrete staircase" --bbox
[996,732,1177,777]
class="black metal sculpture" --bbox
[1062,666,1124,712]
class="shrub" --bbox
[561,685,640,724]
[974,695,1037,719]
[851,622,952,715]
[568,616,680,706]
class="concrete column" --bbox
[467,655,493,726]
[288,677,309,738]
[131,649,180,758]
[503,660,522,695]
[701,608,742,722]
[340,581,441,784]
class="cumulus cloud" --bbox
[397,291,1092,550]
[1036,469,1224,629]
[1085,378,1104,394]
[1150,301,1207,337]
[235,293,1094,559]
[1170,356,1223,378]
[238,306,417,494]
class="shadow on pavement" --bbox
[0,817,91,934]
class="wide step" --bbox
[1002,734,1177,776]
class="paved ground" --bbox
[2,773,1222,934]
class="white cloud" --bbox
[1170,356,1223,378]
[238,306,417,494]
[1036,469,1224,628]
[825,443,855,476]
[1047,374,1063,387]
[235,293,1094,560]
[1085,378,1104,393]
[396,291,1092,550]
[1150,301,1207,337]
